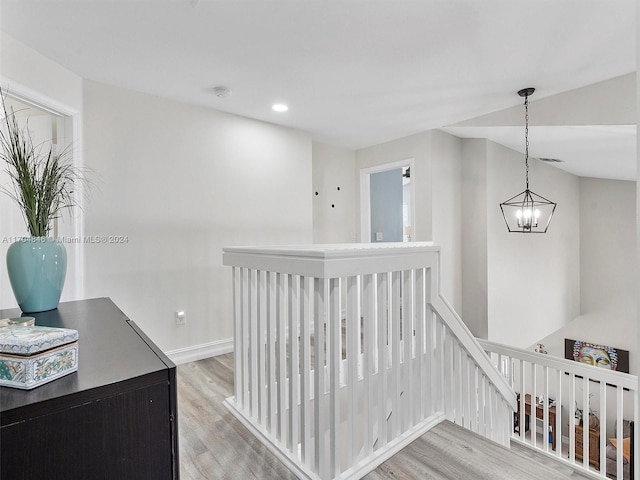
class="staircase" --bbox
[222,242,516,480]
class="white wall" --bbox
[537,178,637,372]
[461,139,488,338]
[485,141,581,348]
[355,130,463,312]
[431,130,462,311]
[312,142,356,243]
[82,80,313,352]
[580,178,636,315]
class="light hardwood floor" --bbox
[178,354,592,480]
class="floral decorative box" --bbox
[0,325,79,389]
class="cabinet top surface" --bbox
[0,298,172,416]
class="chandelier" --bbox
[499,88,556,233]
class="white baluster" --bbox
[470,363,479,433]
[478,374,486,436]
[582,376,589,468]
[233,267,243,406]
[598,378,606,476]
[616,386,624,479]
[433,310,443,414]
[454,342,463,425]
[376,272,388,449]
[402,269,413,431]
[258,270,266,425]
[569,373,576,463]
[519,360,526,442]
[288,274,299,455]
[300,276,311,466]
[390,271,401,438]
[277,273,287,445]
[249,269,258,418]
[443,326,453,419]
[313,277,326,477]
[531,362,537,448]
[241,268,250,412]
[329,277,340,479]
[362,273,375,457]
[415,267,425,423]
[267,272,277,435]
[346,275,359,465]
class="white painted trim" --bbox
[165,338,233,365]
[359,158,415,243]
[0,76,79,117]
[359,169,371,243]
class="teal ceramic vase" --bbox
[6,237,67,313]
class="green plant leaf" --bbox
[0,90,88,236]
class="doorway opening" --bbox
[360,159,415,243]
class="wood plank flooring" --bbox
[178,354,593,480]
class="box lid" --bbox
[0,326,79,356]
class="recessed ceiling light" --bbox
[272,104,288,112]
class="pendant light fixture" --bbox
[499,88,556,233]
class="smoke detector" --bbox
[210,86,232,98]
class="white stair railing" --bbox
[223,243,516,480]
[480,339,639,480]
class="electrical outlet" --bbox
[175,311,186,325]
[376,232,383,241]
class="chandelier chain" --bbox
[524,93,529,190]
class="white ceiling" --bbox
[443,125,637,181]
[0,0,636,179]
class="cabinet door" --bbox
[1,383,174,480]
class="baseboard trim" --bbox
[165,338,233,365]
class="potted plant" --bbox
[0,90,86,312]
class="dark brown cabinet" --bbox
[0,298,179,480]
